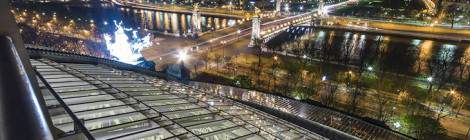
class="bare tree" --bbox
[375,92,392,122]
[268,60,279,91]
[284,61,301,94]
[427,47,458,92]
[319,83,338,107]
[320,38,331,64]
[434,91,454,122]
[214,54,222,71]
[447,4,460,29]
[200,53,210,70]
[342,37,354,65]
[434,90,467,121]
[346,88,364,114]
[252,38,265,86]
[398,91,419,115]
[425,47,461,123]
[459,52,470,81]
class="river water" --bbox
[267,27,470,80]
[13,2,238,36]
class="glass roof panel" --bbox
[55,112,147,132]
[113,128,174,140]
[31,60,328,140]
[68,100,125,112]
[164,108,211,120]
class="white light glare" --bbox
[394,122,401,128]
[427,76,433,82]
[177,50,189,62]
[103,21,152,65]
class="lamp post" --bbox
[427,76,433,93]
[221,41,226,58]
[271,55,279,91]
[426,76,433,107]
[347,70,353,86]
[177,49,189,65]
[237,29,241,40]
[176,50,190,80]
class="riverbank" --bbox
[189,28,470,139]
[327,16,470,38]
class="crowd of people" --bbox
[12,8,111,58]
[19,24,109,57]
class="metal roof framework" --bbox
[32,58,326,140]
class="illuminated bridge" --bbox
[151,0,355,62]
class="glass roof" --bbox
[31,59,327,140]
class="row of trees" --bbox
[196,31,469,138]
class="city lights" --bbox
[177,49,189,62]
[393,122,401,128]
[10,0,470,139]
[322,75,327,81]
[426,76,433,82]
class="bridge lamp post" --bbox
[284,3,289,14]
[221,41,227,57]
[237,29,241,40]
[271,55,279,90]
[177,50,189,65]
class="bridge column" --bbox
[192,3,202,37]
[276,0,282,15]
[249,7,261,47]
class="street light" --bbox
[177,50,189,62]
[426,76,433,96]
[347,70,353,86]
[426,76,433,82]
[271,55,279,90]
[322,75,327,81]
[393,122,401,129]
[367,66,373,71]
[237,29,241,40]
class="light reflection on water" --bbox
[267,28,470,76]
[415,40,433,73]
[132,8,238,36]
[464,47,470,65]
[13,2,238,37]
